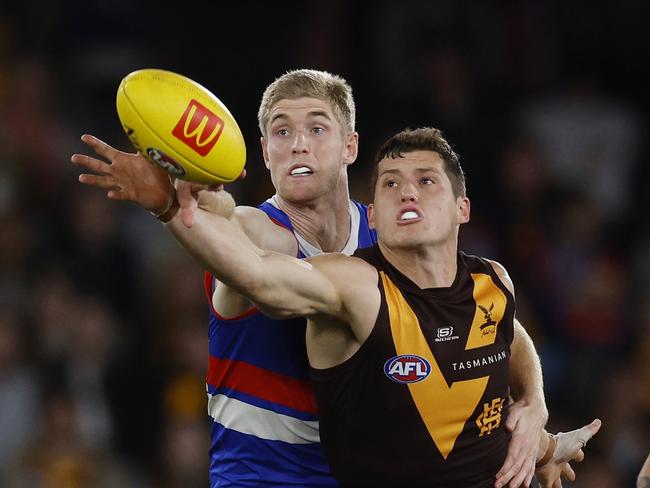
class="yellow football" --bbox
[116,69,246,185]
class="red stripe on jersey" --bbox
[207,356,318,414]
[204,271,216,312]
[203,271,258,320]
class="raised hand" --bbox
[71,134,175,214]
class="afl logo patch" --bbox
[383,355,431,384]
[146,147,186,177]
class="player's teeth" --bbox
[291,167,312,176]
[401,211,419,220]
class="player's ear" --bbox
[343,132,359,166]
[457,196,470,224]
[368,203,376,229]
[261,137,270,170]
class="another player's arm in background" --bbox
[488,260,548,488]
[638,452,650,488]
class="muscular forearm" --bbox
[163,198,332,319]
[510,319,547,417]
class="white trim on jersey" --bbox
[266,195,361,257]
[207,392,320,444]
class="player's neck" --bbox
[275,188,352,253]
[379,240,458,289]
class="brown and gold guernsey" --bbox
[310,244,516,487]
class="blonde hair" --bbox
[257,69,355,137]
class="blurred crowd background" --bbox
[1,1,649,486]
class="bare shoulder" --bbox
[308,253,380,316]
[232,205,297,255]
[308,253,381,345]
[486,258,515,296]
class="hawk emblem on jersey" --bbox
[478,303,497,335]
[465,274,507,350]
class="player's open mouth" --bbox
[397,209,422,223]
[290,166,314,177]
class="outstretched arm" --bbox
[73,134,346,319]
[73,134,348,319]
[71,134,318,319]
[162,190,346,319]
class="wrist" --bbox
[535,432,556,467]
[152,190,180,223]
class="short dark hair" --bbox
[370,127,466,199]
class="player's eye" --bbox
[386,180,397,188]
[312,127,325,134]
[276,128,289,136]
[420,177,433,185]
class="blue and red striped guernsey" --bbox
[204,198,377,487]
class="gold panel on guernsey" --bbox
[465,273,507,350]
[380,272,488,460]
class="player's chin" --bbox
[282,183,323,201]
[386,235,426,249]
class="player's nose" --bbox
[291,129,309,154]
[401,183,418,202]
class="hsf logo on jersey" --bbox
[384,355,431,384]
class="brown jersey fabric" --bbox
[310,244,515,487]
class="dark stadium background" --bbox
[1,1,648,486]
